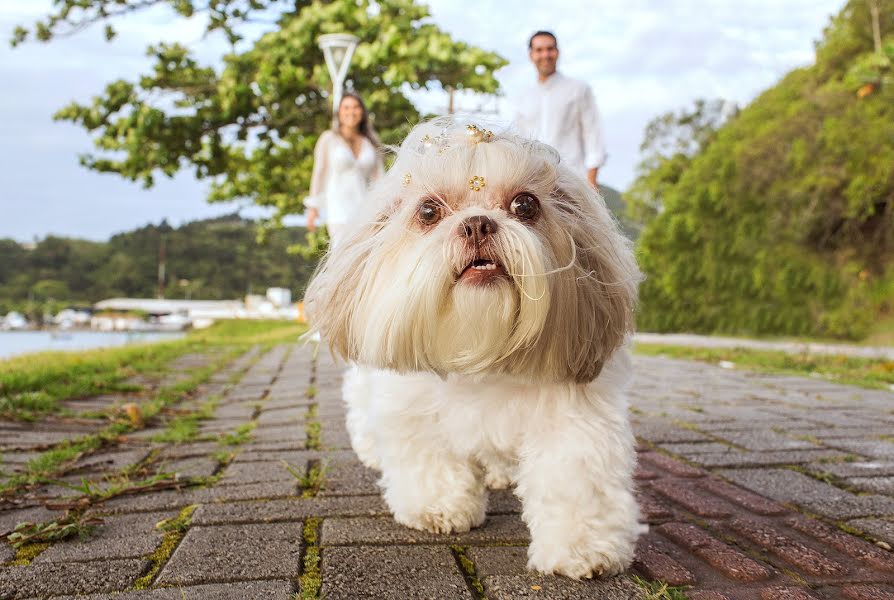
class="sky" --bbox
[0,0,843,242]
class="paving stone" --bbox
[848,518,894,546]
[687,449,848,468]
[320,545,472,599]
[847,476,894,495]
[71,448,150,473]
[0,430,76,450]
[633,534,695,585]
[809,461,894,478]
[638,452,705,477]
[699,478,789,516]
[233,449,315,463]
[486,573,644,597]
[648,479,732,518]
[841,585,894,600]
[0,558,149,598]
[157,522,302,585]
[636,491,675,522]
[469,544,647,600]
[256,407,306,427]
[657,522,772,582]
[824,439,894,459]
[487,489,523,514]
[319,457,380,496]
[725,518,847,576]
[83,510,179,538]
[80,580,295,599]
[711,430,818,451]
[242,438,305,452]
[659,442,737,455]
[99,488,212,513]
[249,425,307,445]
[200,479,300,502]
[0,506,61,535]
[718,468,894,519]
[158,456,219,479]
[212,403,257,421]
[632,422,710,443]
[759,587,821,600]
[191,496,388,525]
[686,592,734,600]
[785,515,894,572]
[322,515,531,545]
[156,441,222,459]
[32,533,161,563]
[218,460,298,486]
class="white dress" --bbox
[306,130,383,245]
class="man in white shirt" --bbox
[514,31,606,188]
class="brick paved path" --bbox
[1,344,893,599]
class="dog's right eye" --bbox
[417,199,443,226]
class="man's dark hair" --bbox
[528,30,558,50]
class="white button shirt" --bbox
[513,71,607,176]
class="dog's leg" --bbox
[380,440,487,534]
[341,364,380,470]
[515,386,641,579]
[477,450,516,490]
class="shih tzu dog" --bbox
[305,119,642,579]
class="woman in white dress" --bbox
[305,93,384,247]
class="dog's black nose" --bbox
[459,215,498,245]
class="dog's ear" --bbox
[550,171,640,382]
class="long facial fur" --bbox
[304,118,641,383]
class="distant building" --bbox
[1,312,29,330]
[266,287,292,307]
[93,288,298,330]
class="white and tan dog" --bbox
[305,118,642,579]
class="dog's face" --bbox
[305,119,640,382]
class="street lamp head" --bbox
[317,33,360,121]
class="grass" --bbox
[219,422,256,446]
[0,340,191,420]
[631,575,690,599]
[634,343,894,390]
[0,346,243,494]
[0,320,307,422]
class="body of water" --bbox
[0,330,185,360]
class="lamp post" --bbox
[317,33,360,126]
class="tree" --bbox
[624,99,732,225]
[633,0,894,340]
[13,0,507,227]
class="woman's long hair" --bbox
[335,92,382,150]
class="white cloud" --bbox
[0,0,844,241]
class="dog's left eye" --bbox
[510,193,540,220]
[417,199,443,225]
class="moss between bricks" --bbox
[10,542,50,566]
[305,403,321,451]
[132,504,197,590]
[298,517,322,599]
[450,545,487,599]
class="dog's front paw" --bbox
[526,536,634,579]
[394,510,484,533]
[394,502,486,535]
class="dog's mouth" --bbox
[457,257,507,285]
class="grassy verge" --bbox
[0,320,306,422]
[634,343,894,391]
